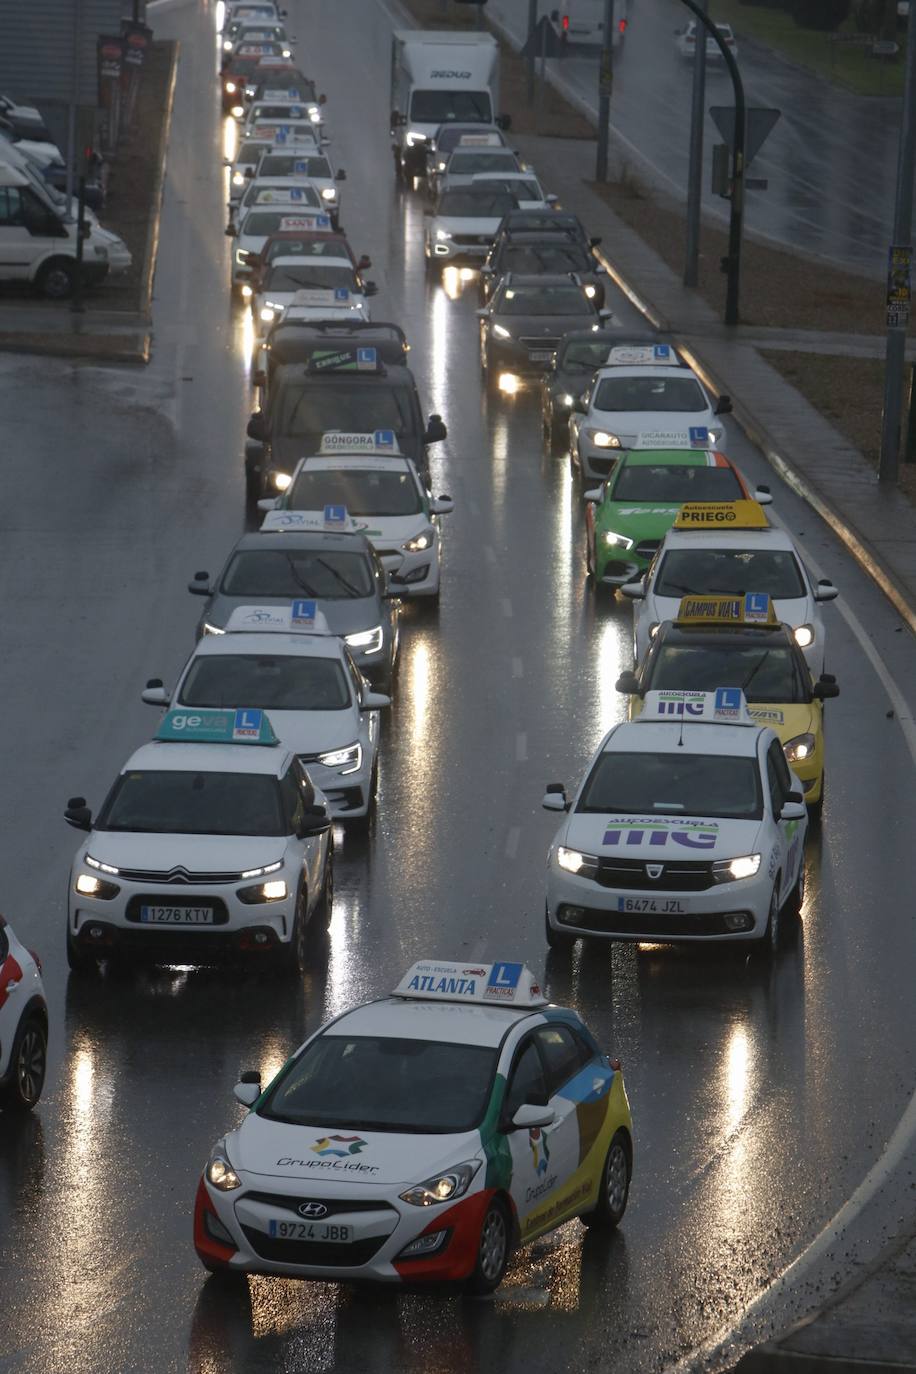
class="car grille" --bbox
[241,1226,388,1266]
[559,904,742,937]
[124,895,230,924]
[634,539,661,560]
[451,233,491,246]
[245,1191,398,1219]
[520,336,560,350]
[595,858,714,892]
[115,865,243,884]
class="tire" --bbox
[66,925,99,974]
[786,857,806,919]
[465,1198,510,1295]
[276,886,308,977]
[545,903,574,949]
[36,258,76,300]
[244,464,262,513]
[585,535,596,581]
[0,1015,47,1111]
[314,851,334,930]
[761,880,782,956]
[581,1130,630,1229]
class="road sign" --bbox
[709,107,781,165]
[887,245,912,330]
[521,14,565,58]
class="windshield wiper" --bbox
[314,557,361,597]
[285,555,318,596]
[742,651,771,693]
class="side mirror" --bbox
[336,167,346,181]
[188,571,211,595]
[615,670,640,694]
[357,254,371,269]
[233,1074,261,1107]
[589,235,602,247]
[753,484,773,506]
[542,783,568,812]
[318,93,327,105]
[509,1103,555,1131]
[298,812,331,837]
[812,676,840,700]
[64,803,92,831]
[620,581,646,600]
[247,411,266,440]
[225,223,237,237]
[583,486,602,503]
[598,307,613,319]
[475,307,489,318]
[257,497,278,512]
[141,680,170,706]
[244,167,254,178]
[572,396,587,413]
[430,495,453,515]
[546,193,559,205]
[240,250,258,266]
[496,113,512,130]
[780,799,807,822]
[425,414,447,443]
[390,109,403,127]
[814,579,838,602]
[363,280,378,297]
[252,368,266,386]
[715,394,733,415]
[361,691,391,710]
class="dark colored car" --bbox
[221,48,287,112]
[492,208,600,255]
[479,229,608,307]
[424,122,510,178]
[540,329,645,448]
[254,319,408,396]
[477,273,610,394]
[187,529,399,691]
[245,350,445,502]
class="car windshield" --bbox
[243,182,321,208]
[266,239,345,262]
[504,212,582,235]
[410,90,492,123]
[260,1034,498,1132]
[98,772,286,836]
[499,243,588,274]
[655,549,807,599]
[265,263,355,291]
[496,284,591,316]
[221,549,374,598]
[647,640,807,703]
[180,654,350,711]
[287,469,422,517]
[242,211,320,236]
[275,382,413,437]
[578,752,762,820]
[594,375,708,412]
[612,464,743,501]
[238,140,270,162]
[559,339,612,370]
[259,154,331,177]
[437,190,516,217]
[477,178,541,199]
[447,152,518,175]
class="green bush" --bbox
[792,0,852,27]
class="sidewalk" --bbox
[516,132,916,638]
[514,129,916,1372]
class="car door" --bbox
[345,652,378,765]
[282,761,322,901]
[0,185,49,278]
[502,1036,556,1242]
[766,738,801,902]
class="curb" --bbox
[140,38,180,324]
[0,333,150,365]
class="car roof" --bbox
[605,720,762,758]
[497,272,582,288]
[123,739,293,775]
[329,998,540,1048]
[272,360,414,386]
[189,631,345,660]
[662,525,796,551]
[617,448,734,468]
[656,621,796,648]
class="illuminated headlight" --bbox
[272,471,291,491]
[400,1160,480,1207]
[584,284,597,298]
[202,621,227,636]
[713,854,762,883]
[435,228,451,241]
[405,131,427,147]
[241,284,253,299]
[237,878,288,903]
[492,323,511,339]
[559,392,574,407]
[223,39,232,50]
[231,105,244,117]
[85,854,120,875]
[225,81,237,93]
[282,47,292,58]
[318,741,362,774]
[207,1151,242,1192]
[499,373,520,395]
[784,733,816,764]
[232,171,245,185]
[402,528,433,553]
[794,624,815,649]
[437,160,446,171]
[587,428,621,449]
[75,872,119,899]
[321,187,337,200]
[603,530,634,550]
[557,846,599,878]
[345,625,383,654]
[239,859,283,880]
[260,306,276,322]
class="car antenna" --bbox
[677,710,685,748]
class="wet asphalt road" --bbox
[490,0,901,272]
[2,1,916,1371]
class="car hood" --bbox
[208,592,379,635]
[601,502,682,540]
[83,832,288,870]
[747,702,817,741]
[562,812,763,861]
[588,412,715,447]
[498,314,597,337]
[230,1113,480,1188]
[433,213,502,235]
[242,707,357,754]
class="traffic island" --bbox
[0,39,178,364]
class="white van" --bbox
[557,0,629,49]
[0,163,131,298]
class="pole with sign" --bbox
[595,0,615,181]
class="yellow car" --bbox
[616,593,839,810]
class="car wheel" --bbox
[313,850,334,930]
[36,258,76,300]
[277,886,309,976]
[66,925,99,974]
[465,1198,510,1295]
[0,1015,47,1111]
[762,880,781,955]
[586,535,596,581]
[545,903,574,949]
[786,857,806,919]
[581,1130,630,1229]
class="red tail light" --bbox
[562,14,569,30]
[618,18,627,32]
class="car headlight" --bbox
[557,846,599,878]
[225,81,237,93]
[239,859,283,880]
[603,530,635,550]
[583,427,621,449]
[75,872,120,899]
[345,625,383,654]
[713,854,762,883]
[492,323,511,340]
[405,131,427,147]
[794,624,815,649]
[558,392,574,407]
[435,228,451,241]
[400,1160,481,1207]
[272,471,291,491]
[223,39,232,50]
[231,105,244,117]
[207,1150,242,1192]
[584,284,597,298]
[202,621,227,636]
[402,527,434,553]
[85,854,120,875]
[318,741,362,773]
[321,187,336,200]
[260,306,276,322]
[437,160,446,171]
[237,878,288,903]
[232,171,245,186]
[241,284,253,299]
[784,733,816,764]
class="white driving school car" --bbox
[64,708,333,975]
[544,688,808,953]
[194,959,634,1291]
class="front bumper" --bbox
[546,866,771,942]
[487,338,557,378]
[575,441,623,482]
[298,757,373,819]
[195,1174,495,1284]
[427,236,491,264]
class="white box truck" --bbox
[390,31,507,181]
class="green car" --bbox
[584,448,768,588]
